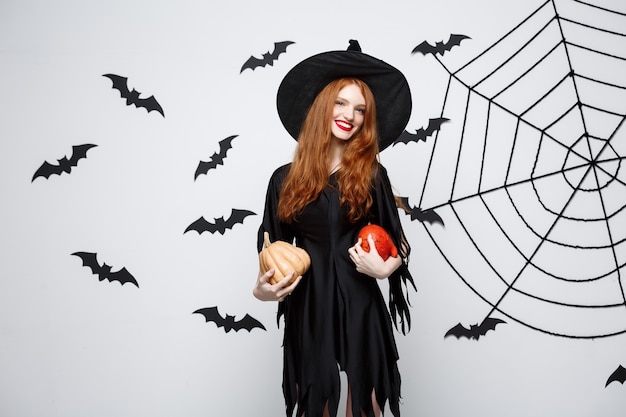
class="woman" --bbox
[253,41,415,417]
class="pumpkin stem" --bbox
[263,231,271,249]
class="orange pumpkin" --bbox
[259,232,311,285]
[357,224,398,261]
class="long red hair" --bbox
[278,77,380,223]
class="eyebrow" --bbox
[336,96,366,107]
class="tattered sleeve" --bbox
[257,164,296,326]
[372,164,417,334]
[257,164,296,252]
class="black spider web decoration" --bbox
[415,0,626,339]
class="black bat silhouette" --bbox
[240,41,295,73]
[32,144,97,182]
[394,118,449,145]
[606,365,626,387]
[103,73,164,117]
[412,34,471,56]
[193,306,266,333]
[397,196,444,226]
[194,135,238,179]
[445,317,506,340]
[184,209,256,235]
[71,251,139,287]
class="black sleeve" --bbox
[257,164,295,327]
[372,164,417,334]
[257,164,296,252]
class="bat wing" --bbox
[269,40,295,60]
[477,317,506,336]
[396,196,444,226]
[194,161,213,179]
[193,307,226,328]
[397,196,420,219]
[104,73,164,116]
[215,135,236,161]
[184,216,217,234]
[185,209,255,235]
[445,318,505,340]
[136,95,164,117]
[194,135,238,179]
[223,209,256,231]
[424,117,449,136]
[445,323,473,339]
[240,41,294,72]
[396,196,411,214]
[393,130,419,145]
[393,118,449,146]
[68,144,98,165]
[415,208,444,226]
[411,40,437,56]
[240,55,265,73]
[72,252,138,287]
[103,73,131,98]
[606,365,626,387]
[72,251,101,274]
[234,314,266,332]
[107,267,139,287]
[444,34,471,52]
[412,35,470,56]
[32,144,97,182]
[32,160,62,181]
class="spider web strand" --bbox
[453,0,552,75]
[573,0,626,17]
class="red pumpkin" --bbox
[357,224,398,261]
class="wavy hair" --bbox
[277,77,380,223]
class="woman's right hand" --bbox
[253,269,302,302]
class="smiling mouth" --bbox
[335,120,353,131]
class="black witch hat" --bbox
[276,40,412,151]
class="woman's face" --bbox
[330,83,366,142]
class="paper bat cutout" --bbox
[184,209,256,235]
[194,135,237,179]
[240,41,295,73]
[412,34,471,56]
[445,317,506,340]
[606,365,626,387]
[193,306,266,333]
[103,73,164,117]
[397,196,444,226]
[394,117,449,145]
[71,251,139,287]
[32,144,97,182]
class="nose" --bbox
[343,107,355,121]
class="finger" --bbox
[367,234,380,255]
[285,275,302,292]
[276,271,296,288]
[278,275,301,301]
[258,268,274,284]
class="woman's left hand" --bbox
[348,234,402,279]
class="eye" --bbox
[335,100,345,106]
[356,107,365,114]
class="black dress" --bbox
[257,163,414,417]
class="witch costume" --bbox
[257,41,415,417]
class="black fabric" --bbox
[257,163,415,417]
[276,42,412,151]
